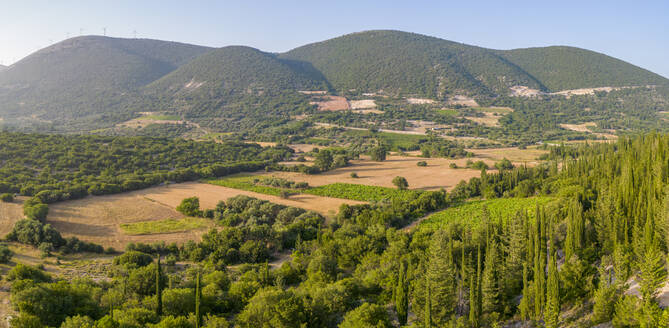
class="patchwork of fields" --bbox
[3,144,548,249]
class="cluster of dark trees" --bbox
[0,132,290,199]
[4,134,669,327]
[175,195,325,265]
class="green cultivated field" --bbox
[305,183,419,202]
[419,197,555,230]
[206,176,416,202]
[205,175,284,196]
[136,114,181,121]
[120,217,211,235]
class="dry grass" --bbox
[311,96,350,111]
[0,199,25,237]
[467,146,548,165]
[47,182,361,249]
[262,155,487,191]
[264,147,546,192]
[560,122,596,132]
[406,98,435,104]
[466,112,502,127]
[349,99,376,109]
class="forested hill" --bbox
[282,30,669,96]
[280,30,546,98]
[1,30,668,132]
[0,36,211,120]
[497,46,669,91]
[147,46,329,99]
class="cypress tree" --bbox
[426,230,456,325]
[395,260,409,326]
[156,255,162,316]
[195,271,201,328]
[469,245,482,328]
[565,199,584,260]
[545,250,560,328]
[425,273,432,328]
[481,240,502,315]
[533,209,546,320]
[519,262,531,321]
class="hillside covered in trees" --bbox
[0,30,667,133]
[2,133,669,327]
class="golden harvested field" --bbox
[467,146,548,165]
[47,182,362,249]
[466,112,502,127]
[264,147,547,191]
[263,155,485,191]
[311,95,350,111]
[136,182,363,215]
[0,199,25,237]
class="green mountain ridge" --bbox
[497,45,669,91]
[280,30,548,97]
[0,36,211,121]
[0,30,667,132]
[147,46,328,98]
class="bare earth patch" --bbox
[560,122,597,132]
[560,122,617,140]
[467,113,502,127]
[447,95,479,107]
[311,96,350,111]
[349,99,376,109]
[406,98,435,105]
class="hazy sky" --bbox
[1,1,668,77]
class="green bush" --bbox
[113,251,154,269]
[6,219,65,248]
[6,263,52,283]
[24,203,49,221]
[0,244,13,263]
[0,193,13,202]
[176,197,201,217]
[392,176,409,190]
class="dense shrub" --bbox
[0,193,13,202]
[113,250,154,269]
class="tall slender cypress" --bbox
[195,271,201,328]
[469,244,481,328]
[425,273,432,328]
[156,255,162,316]
[395,260,409,326]
[545,249,560,328]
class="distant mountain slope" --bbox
[0,65,6,72]
[1,30,668,133]
[0,36,211,121]
[280,30,545,98]
[497,46,669,91]
[148,46,327,98]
